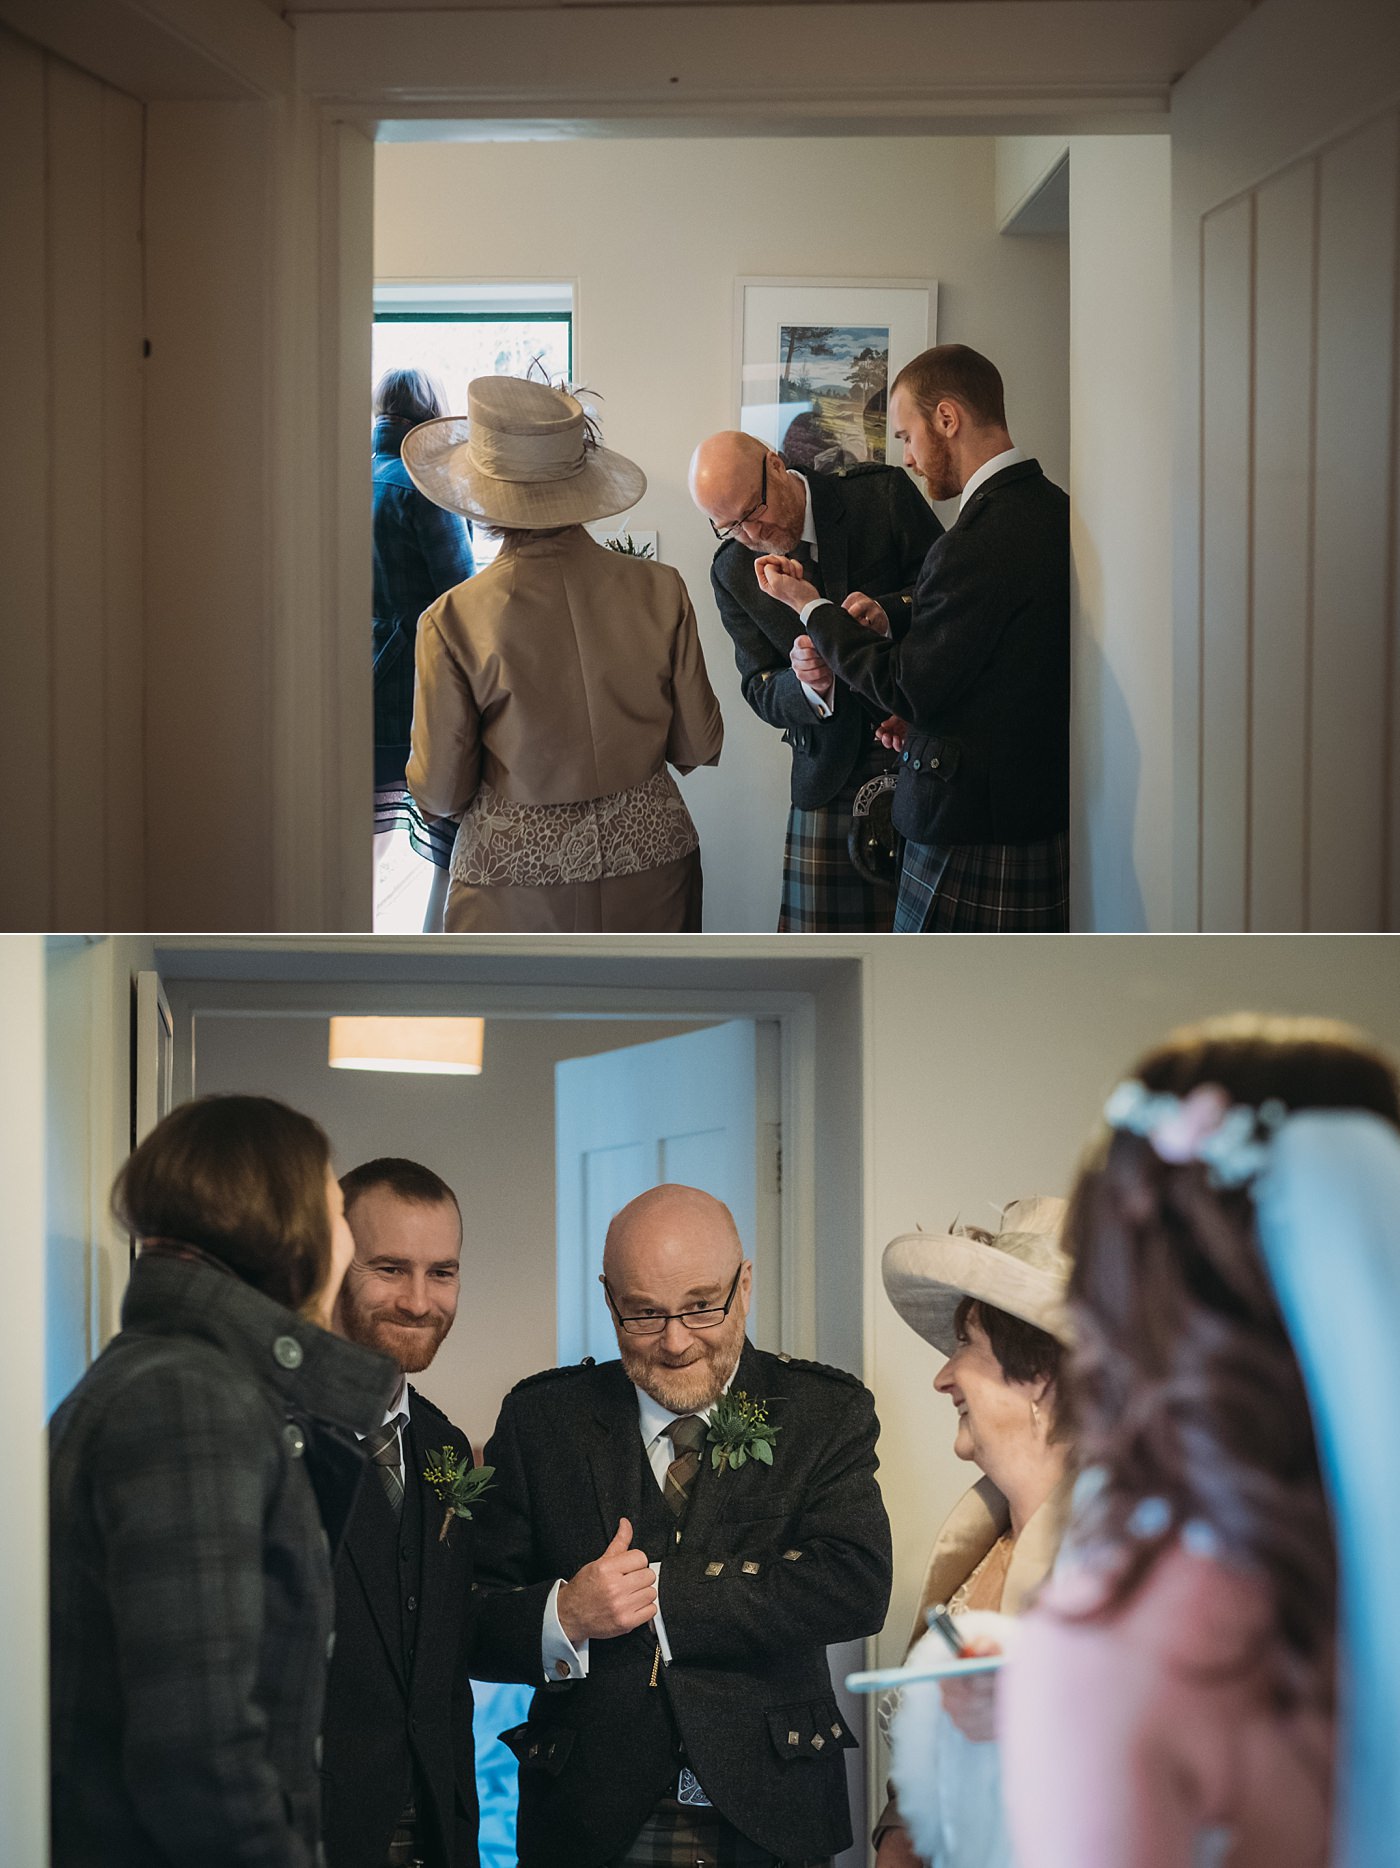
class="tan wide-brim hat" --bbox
[401,375,646,529]
[882,1195,1071,1357]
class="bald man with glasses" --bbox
[689,433,941,931]
[468,1183,892,1868]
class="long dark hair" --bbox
[1064,1013,1400,1710]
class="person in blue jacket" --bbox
[372,368,475,928]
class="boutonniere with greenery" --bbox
[423,1445,495,1544]
[706,1391,779,1473]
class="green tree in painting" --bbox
[781,327,838,382]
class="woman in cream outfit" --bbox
[404,376,723,932]
[877,1198,1074,1868]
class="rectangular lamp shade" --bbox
[328,1016,484,1076]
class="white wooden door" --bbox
[554,1020,781,1366]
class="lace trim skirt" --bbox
[450,768,699,890]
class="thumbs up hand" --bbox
[557,1517,658,1642]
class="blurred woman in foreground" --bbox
[1003,1015,1400,1868]
[49,1095,398,1868]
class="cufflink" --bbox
[554,1660,570,1678]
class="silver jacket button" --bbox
[282,1422,306,1459]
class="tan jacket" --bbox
[406,527,723,818]
[875,1473,1074,1852]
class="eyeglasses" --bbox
[603,1263,744,1336]
[708,457,767,541]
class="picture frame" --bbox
[733,276,938,472]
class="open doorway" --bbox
[145,939,868,1862]
[369,281,579,933]
[185,1001,782,1865]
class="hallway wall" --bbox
[191,1013,702,1440]
[1067,135,1174,931]
[374,136,1070,933]
[862,933,1400,1673]
[1,938,47,1862]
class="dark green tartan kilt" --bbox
[610,1795,830,1868]
[777,740,899,934]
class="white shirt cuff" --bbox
[651,1560,673,1665]
[542,1578,589,1681]
[799,679,834,720]
[797,599,835,716]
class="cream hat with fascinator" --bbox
[882,1196,1072,1357]
[402,375,646,529]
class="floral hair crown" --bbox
[1103,1080,1288,1189]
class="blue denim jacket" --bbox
[372,416,475,786]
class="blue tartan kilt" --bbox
[894,829,1070,932]
[777,742,899,934]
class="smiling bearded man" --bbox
[321,1159,539,1868]
[467,1182,893,1868]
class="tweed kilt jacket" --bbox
[709,464,943,810]
[49,1251,398,1868]
[469,1340,893,1868]
[373,415,476,789]
[321,1390,487,1868]
[801,459,1070,846]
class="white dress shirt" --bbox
[957,445,1023,513]
[787,472,836,721]
[541,1372,735,1682]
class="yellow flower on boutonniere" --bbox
[423,1444,495,1544]
[706,1391,780,1473]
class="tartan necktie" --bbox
[366,1414,406,1516]
[662,1414,708,1519]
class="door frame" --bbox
[164,943,871,1370]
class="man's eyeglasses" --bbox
[709,457,767,541]
[604,1263,744,1336]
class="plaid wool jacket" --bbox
[373,415,476,788]
[49,1251,398,1868]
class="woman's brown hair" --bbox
[1064,1013,1400,1709]
[113,1094,334,1313]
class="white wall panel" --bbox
[101,84,148,929]
[0,30,52,928]
[46,60,109,929]
[1198,195,1253,930]
[1308,113,1399,930]
[1249,158,1315,930]
[0,32,143,933]
[1173,0,1400,930]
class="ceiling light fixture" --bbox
[328,1016,484,1076]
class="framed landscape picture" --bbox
[735,278,937,470]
